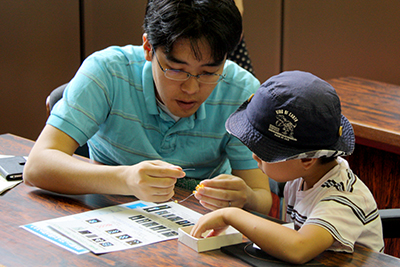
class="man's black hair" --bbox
[143,0,242,62]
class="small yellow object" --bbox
[338,126,343,136]
[192,184,204,195]
[195,184,205,190]
[174,200,178,203]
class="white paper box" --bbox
[178,225,243,252]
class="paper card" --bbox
[45,201,202,254]
[178,225,242,252]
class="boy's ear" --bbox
[300,158,318,170]
[142,33,153,61]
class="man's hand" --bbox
[123,160,186,202]
[193,168,272,214]
[193,174,250,210]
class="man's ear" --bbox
[300,158,318,170]
[142,33,152,61]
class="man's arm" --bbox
[233,168,272,214]
[194,168,272,214]
[23,125,186,201]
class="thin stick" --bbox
[177,192,195,203]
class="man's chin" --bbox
[171,108,197,118]
[175,111,195,118]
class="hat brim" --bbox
[225,101,355,163]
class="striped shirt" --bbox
[48,45,260,179]
[284,157,384,252]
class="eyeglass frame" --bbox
[152,50,226,85]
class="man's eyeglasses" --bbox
[153,51,225,85]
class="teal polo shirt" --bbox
[48,45,260,180]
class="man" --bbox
[24,0,271,214]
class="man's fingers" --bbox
[200,175,238,189]
[144,162,186,178]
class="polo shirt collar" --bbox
[143,61,159,115]
[142,60,206,120]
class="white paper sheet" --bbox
[22,200,203,254]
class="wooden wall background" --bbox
[2,0,400,140]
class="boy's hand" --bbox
[123,160,186,202]
[190,208,230,238]
[193,174,250,210]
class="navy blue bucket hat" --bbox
[226,71,355,163]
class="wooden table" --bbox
[328,77,400,257]
[1,133,400,266]
[329,77,400,155]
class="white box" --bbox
[178,225,243,252]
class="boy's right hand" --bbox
[190,208,232,238]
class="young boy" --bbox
[191,71,384,264]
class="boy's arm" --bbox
[23,125,185,201]
[191,207,334,265]
[194,168,272,214]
